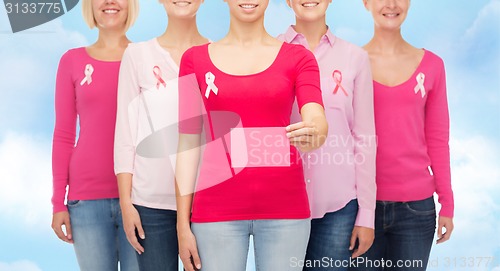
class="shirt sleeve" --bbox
[293,46,324,110]
[426,56,454,217]
[51,51,75,213]
[114,45,139,175]
[178,47,203,134]
[352,52,377,228]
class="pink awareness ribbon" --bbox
[205,72,218,98]
[153,66,166,89]
[80,64,94,86]
[332,70,348,96]
[414,72,426,98]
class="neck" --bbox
[158,16,203,47]
[94,28,129,48]
[366,27,408,54]
[294,17,328,51]
[225,16,270,45]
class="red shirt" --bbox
[179,43,323,222]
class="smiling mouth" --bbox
[302,2,319,7]
[383,13,400,18]
[173,1,191,6]
[239,4,258,9]
[103,9,119,14]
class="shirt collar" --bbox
[283,25,336,48]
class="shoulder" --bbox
[181,43,208,64]
[423,49,445,67]
[58,47,86,68]
[60,47,85,61]
[282,42,316,63]
[421,49,446,77]
[123,39,159,58]
[334,37,370,63]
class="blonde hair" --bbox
[82,0,139,31]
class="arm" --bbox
[176,134,202,271]
[118,173,144,254]
[287,46,327,152]
[349,52,376,257]
[176,48,203,271]
[425,57,454,243]
[51,51,75,243]
[114,46,144,253]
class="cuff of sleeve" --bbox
[114,167,134,175]
[439,204,454,218]
[53,204,68,214]
[354,207,375,229]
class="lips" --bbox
[382,12,400,18]
[173,1,191,6]
[103,9,119,14]
[239,3,258,9]
[302,2,319,7]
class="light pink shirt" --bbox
[114,39,180,210]
[279,26,376,228]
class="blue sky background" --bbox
[0,0,499,270]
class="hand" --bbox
[121,203,145,254]
[436,216,454,244]
[178,227,202,271]
[286,121,320,152]
[51,211,73,244]
[350,226,374,258]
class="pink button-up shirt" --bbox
[279,26,376,228]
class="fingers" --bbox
[349,232,357,252]
[286,125,317,139]
[436,222,443,240]
[353,239,371,258]
[126,226,145,254]
[179,248,202,271]
[64,217,73,244]
[191,247,202,270]
[436,219,454,244]
[286,121,307,132]
[51,212,73,244]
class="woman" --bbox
[279,0,376,269]
[175,0,328,270]
[354,0,454,270]
[114,0,208,270]
[51,0,139,270]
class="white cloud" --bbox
[429,135,500,267]
[0,132,52,229]
[0,260,42,271]
[0,13,88,133]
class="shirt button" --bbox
[308,155,311,159]
[306,179,311,183]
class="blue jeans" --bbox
[305,199,358,271]
[68,198,139,271]
[134,205,178,271]
[350,196,436,271]
[192,219,311,271]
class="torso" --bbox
[208,39,283,75]
[366,46,425,87]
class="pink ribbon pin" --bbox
[414,72,426,98]
[332,70,348,96]
[80,64,94,86]
[153,66,166,89]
